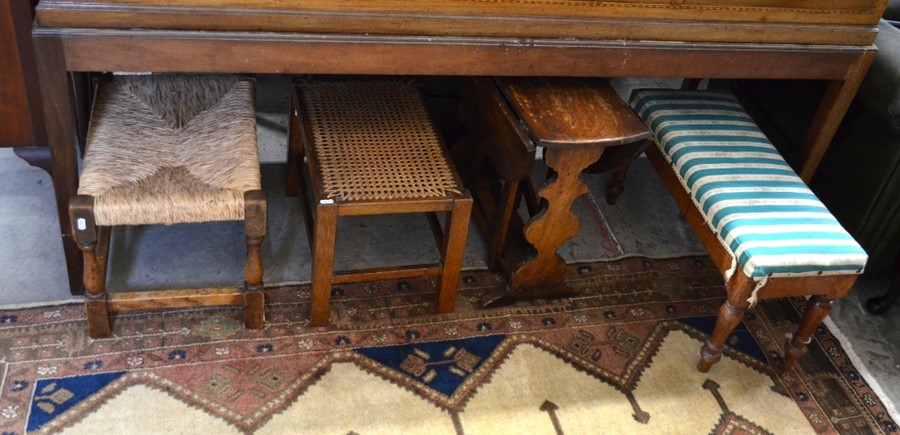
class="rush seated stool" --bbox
[70,74,267,338]
[287,80,473,326]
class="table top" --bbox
[496,77,650,149]
[36,0,887,46]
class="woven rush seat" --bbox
[70,74,267,338]
[629,88,866,372]
[79,75,261,226]
[287,80,472,326]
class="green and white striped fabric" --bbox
[630,89,867,284]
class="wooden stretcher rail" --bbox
[43,29,872,81]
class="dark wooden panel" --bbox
[0,1,43,148]
[51,30,868,81]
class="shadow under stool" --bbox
[286,79,473,326]
[70,75,267,338]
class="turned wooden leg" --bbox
[70,196,111,338]
[310,204,338,326]
[437,196,473,314]
[606,140,652,205]
[782,296,833,368]
[698,300,748,373]
[606,164,631,205]
[243,190,267,329]
[488,180,520,272]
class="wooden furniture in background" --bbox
[867,254,900,314]
[31,0,886,295]
[70,75,266,338]
[2,0,94,296]
[1,0,44,159]
[288,80,472,326]
[458,77,649,305]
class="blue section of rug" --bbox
[357,334,506,397]
[678,316,766,362]
[27,371,125,432]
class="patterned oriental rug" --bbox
[0,256,896,434]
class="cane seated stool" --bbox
[70,74,267,339]
[287,80,473,326]
[457,77,650,272]
[630,89,868,371]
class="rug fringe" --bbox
[824,316,900,422]
[0,297,82,310]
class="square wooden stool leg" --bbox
[310,203,339,326]
[437,197,473,313]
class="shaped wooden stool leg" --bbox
[437,197,473,313]
[70,196,112,338]
[698,275,755,372]
[782,295,833,368]
[243,190,267,329]
[310,204,339,326]
[698,300,749,373]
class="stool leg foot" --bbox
[699,300,746,373]
[311,205,338,326]
[782,296,832,368]
[85,297,111,339]
[243,291,265,330]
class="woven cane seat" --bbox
[298,81,460,202]
[79,75,260,226]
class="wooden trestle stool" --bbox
[287,80,473,326]
[70,75,267,338]
[630,89,868,371]
[458,77,650,275]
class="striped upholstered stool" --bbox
[630,89,867,372]
[70,75,267,338]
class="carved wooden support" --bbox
[486,146,606,306]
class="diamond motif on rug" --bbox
[355,335,505,397]
[27,371,125,432]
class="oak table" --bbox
[31,0,887,295]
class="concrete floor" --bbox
[0,76,896,420]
